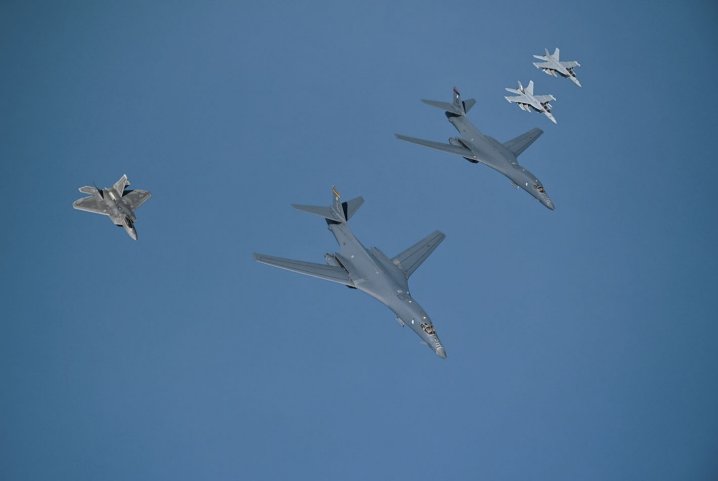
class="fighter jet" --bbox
[533,48,581,87]
[396,88,554,210]
[72,174,150,240]
[254,187,447,358]
[505,80,557,124]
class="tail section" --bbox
[113,174,130,195]
[525,80,534,96]
[505,81,525,95]
[421,87,476,116]
[534,48,559,61]
[292,186,364,224]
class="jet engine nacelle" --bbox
[448,137,468,149]
[325,253,340,266]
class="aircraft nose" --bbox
[436,346,447,359]
[544,198,555,210]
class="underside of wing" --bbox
[505,95,526,104]
[254,253,354,287]
[122,190,151,210]
[503,128,543,157]
[73,196,111,215]
[392,230,446,279]
[533,61,554,69]
[534,95,554,104]
[560,60,579,69]
[395,134,474,158]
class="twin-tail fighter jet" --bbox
[396,88,554,210]
[254,187,448,358]
[72,174,151,240]
[504,80,557,124]
[533,48,582,87]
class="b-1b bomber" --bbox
[254,188,447,358]
[396,88,555,210]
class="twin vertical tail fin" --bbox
[421,87,475,116]
[113,174,130,195]
[292,187,364,224]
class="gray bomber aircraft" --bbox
[72,174,151,240]
[396,88,555,210]
[254,187,448,358]
[533,48,582,87]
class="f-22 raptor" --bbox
[254,188,447,358]
[533,47,582,87]
[72,174,151,240]
[396,88,555,210]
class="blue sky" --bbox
[2,1,717,480]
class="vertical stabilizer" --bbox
[421,87,476,116]
[113,174,130,194]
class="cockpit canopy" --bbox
[420,322,436,336]
[533,182,545,194]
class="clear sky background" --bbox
[2,1,717,480]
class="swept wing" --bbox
[534,95,555,104]
[395,134,474,158]
[73,197,110,215]
[253,253,355,287]
[503,128,543,157]
[392,230,446,279]
[121,190,151,210]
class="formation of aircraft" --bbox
[73,47,581,358]
[396,88,554,210]
[533,48,582,87]
[254,187,448,358]
[72,174,150,240]
[504,80,557,124]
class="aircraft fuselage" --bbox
[103,188,138,239]
[327,222,446,358]
[447,114,554,210]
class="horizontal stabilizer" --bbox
[292,204,345,223]
[292,195,364,224]
[392,230,445,278]
[343,196,364,220]
[503,128,543,157]
[253,253,354,287]
[421,99,464,115]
